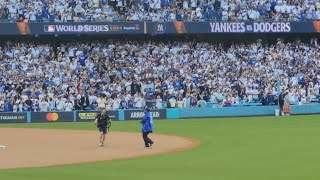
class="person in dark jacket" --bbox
[141,108,154,148]
[75,98,82,110]
[94,108,111,147]
[279,90,285,115]
[261,93,268,106]
[25,97,33,111]
[81,93,89,110]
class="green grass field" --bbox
[1,115,320,180]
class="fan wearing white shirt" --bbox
[183,0,189,10]
[155,0,161,9]
[168,82,174,94]
[89,93,97,105]
[155,95,163,109]
[39,99,49,112]
[56,97,65,111]
[13,103,18,112]
[64,100,74,111]
[134,94,143,109]
[112,97,120,109]
[97,96,107,109]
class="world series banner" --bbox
[124,109,166,120]
[31,112,74,123]
[0,112,27,123]
[0,22,146,35]
[149,21,320,34]
[77,110,119,122]
[2,21,320,35]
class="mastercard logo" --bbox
[46,113,59,121]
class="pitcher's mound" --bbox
[0,128,199,169]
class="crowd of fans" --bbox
[1,0,320,22]
[0,38,319,112]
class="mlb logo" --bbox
[44,25,55,32]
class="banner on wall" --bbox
[2,21,320,35]
[0,112,27,123]
[148,21,320,34]
[76,110,119,122]
[0,22,145,35]
[31,112,74,123]
[124,109,166,120]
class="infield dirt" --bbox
[0,128,199,169]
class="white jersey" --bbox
[65,102,74,111]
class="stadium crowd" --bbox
[0,38,319,112]
[1,0,320,22]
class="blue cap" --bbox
[145,108,150,112]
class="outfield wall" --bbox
[0,104,319,123]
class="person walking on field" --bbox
[141,108,154,148]
[283,92,291,116]
[94,108,111,147]
[279,90,285,116]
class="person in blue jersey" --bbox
[140,108,154,148]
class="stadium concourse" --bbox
[0,38,319,112]
[1,0,320,22]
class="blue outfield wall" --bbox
[166,108,181,119]
[290,104,320,115]
[176,104,320,118]
[0,104,320,123]
[179,106,278,118]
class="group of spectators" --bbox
[0,38,319,112]
[1,0,320,22]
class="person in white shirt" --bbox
[274,2,283,13]
[64,99,74,111]
[55,97,63,111]
[112,97,120,109]
[48,98,55,111]
[134,94,143,109]
[222,9,229,21]
[252,87,260,101]
[105,98,112,110]
[183,0,188,10]
[169,97,177,108]
[155,0,161,9]
[168,82,174,94]
[177,97,184,108]
[97,96,107,109]
[18,102,24,112]
[314,82,320,95]
[155,95,163,109]
[13,103,18,112]
[39,99,49,112]
[21,93,28,102]
[89,93,97,105]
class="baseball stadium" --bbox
[1,0,320,180]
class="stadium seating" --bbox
[0,38,319,112]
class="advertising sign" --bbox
[77,111,119,122]
[31,112,74,123]
[148,21,319,34]
[124,109,166,120]
[0,113,27,123]
[2,21,320,35]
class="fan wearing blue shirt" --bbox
[140,108,154,148]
